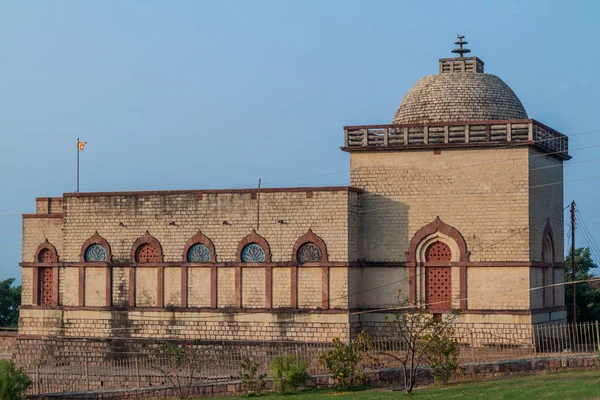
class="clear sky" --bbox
[1,0,599,282]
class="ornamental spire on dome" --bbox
[439,35,484,74]
[451,34,471,58]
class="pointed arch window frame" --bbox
[80,232,112,263]
[131,231,164,263]
[182,231,216,263]
[406,217,469,311]
[236,230,272,264]
[292,229,329,264]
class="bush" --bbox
[318,331,373,391]
[423,326,461,386]
[239,358,266,397]
[269,355,309,394]
[0,360,32,400]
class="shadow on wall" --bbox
[359,192,410,262]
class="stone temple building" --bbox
[17,40,570,351]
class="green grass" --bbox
[212,370,600,399]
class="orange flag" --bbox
[78,141,86,151]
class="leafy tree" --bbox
[0,279,20,328]
[565,247,600,322]
[0,360,31,400]
[381,292,461,395]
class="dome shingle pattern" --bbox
[393,73,527,124]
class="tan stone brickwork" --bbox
[467,267,530,310]
[112,267,129,306]
[136,268,157,307]
[217,268,235,308]
[21,268,33,306]
[60,268,79,306]
[85,267,106,307]
[188,268,211,307]
[18,309,351,342]
[329,267,348,309]
[22,217,63,262]
[164,267,181,307]
[272,267,291,308]
[298,268,321,308]
[242,268,265,308]
[393,72,527,124]
[58,191,352,264]
[350,148,531,262]
[350,267,408,309]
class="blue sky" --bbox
[1,1,599,281]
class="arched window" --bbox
[425,241,452,262]
[135,242,161,263]
[187,244,211,262]
[131,231,163,263]
[297,243,322,263]
[38,248,55,263]
[34,240,58,306]
[292,229,328,263]
[543,235,554,264]
[85,244,108,262]
[236,230,271,263]
[80,232,111,263]
[182,231,216,262]
[241,243,266,263]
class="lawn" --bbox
[212,370,600,399]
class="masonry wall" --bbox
[55,189,353,263]
[18,309,351,343]
[350,147,531,262]
[19,188,356,342]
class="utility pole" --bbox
[571,200,576,322]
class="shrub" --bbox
[318,331,373,391]
[269,355,309,394]
[423,326,461,386]
[0,360,32,400]
[239,358,266,397]
[151,340,207,399]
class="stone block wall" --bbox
[350,147,531,262]
[52,188,356,264]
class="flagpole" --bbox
[77,137,79,193]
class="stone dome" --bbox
[393,69,528,125]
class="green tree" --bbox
[565,247,600,322]
[0,279,20,328]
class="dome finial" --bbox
[451,34,471,58]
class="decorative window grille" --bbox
[135,242,161,263]
[297,242,322,263]
[241,243,266,263]
[187,243,211,262]
[39,267,53,306]
[425,241,452,310]
[38,248,55,263]
[85,244,107,262]
[425,241,452,262]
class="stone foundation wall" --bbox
[17,309,351,345]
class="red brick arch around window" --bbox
[79,232,112,262]
[406,217,469,263]
[291,229,328,263]
[182,231,216,262]
[236,230,272,263]
[131,231,164,262]
[406,217,469,310]
[542,219,555,264]
[34,240,59,263]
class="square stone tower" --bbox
[343,38,569,329]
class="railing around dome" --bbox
[343,119,569,158]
